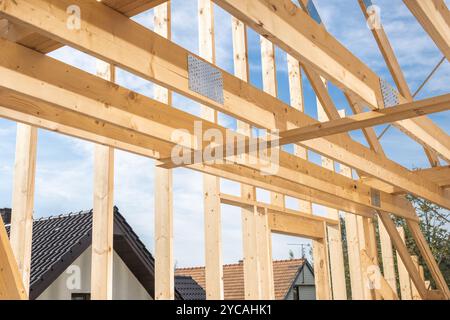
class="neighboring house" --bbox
[176,259,316,300]
[0,207,202,300]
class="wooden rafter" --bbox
[358,0,441,167]
[403,0,450,61]
[0,0,168,54]
[212,0,450,163]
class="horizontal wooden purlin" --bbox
[220,193,339,225]
[403,0,450,61]
[0,39,420,220]
[279,94,450,145]
[1,0,166,54]
[2,0,447,210]
[220,193,327,239]
[213,0,450,163]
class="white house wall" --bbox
[36,246,152,300]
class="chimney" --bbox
[0,208,11,225]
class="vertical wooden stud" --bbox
[231,16,262,300]
[198,0,223,300]
[396,226,413,300]
[91,61,115,300]
[312,223,332,300]
[154,1,174,301]
[10,123,37,295]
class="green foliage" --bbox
[339,195,449,297]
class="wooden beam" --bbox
[257,29,280,300]
[255,207,275,300]
[362,216,381,299]
[0,40,422,220]
[241,203,261,299]
[91,61,115,300]
[358,0,441,166]
[316,92,347,300]
[279,93,450,145]
[231,14,262,301]
[358,0,413,99]
[360,249,399,300]
[0,215,27,300]
[406,220,450,299]
[312,223,332,300]
[9,123,37,295]
[403,0,450,61]
[153,0,174,301]
[220,193,338,225]
[410,255,422,300]
[378,212,428,299]
[342,164,367,300]
[212,0,450,162]
[5,0,168,54]
[198,0,224,300]
[414,166,450,188]
[396,226,413,300]
[343,212,365,299]
[2,0,448,209]
[346,94,385,155]
[378,221,397,294]
[267,210,325,239]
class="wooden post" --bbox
[341,166,365,300]
[154,1,174,301]
[10,123,37,295]
[255,207,274,299]
[317,104,347,300]
[379,219,397,293]
[312,222,332,300]
[231,17,262,300]
[362,217,381,300]
[0,215,27,300]
[91,61,115,300]
[199,0,223,300]
[259,35,277,301]
[396,226,413,300]
[287,52,335,299]
[410,256,421,300]
[242,204,261,299]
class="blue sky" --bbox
[0,0,448,267]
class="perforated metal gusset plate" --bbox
[306,0,322,24]
[371,188,381,207]
[188,55,224,105]
[380,78,399,107]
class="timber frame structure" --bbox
[0,0,449,300]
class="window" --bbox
[293,286,300,300]
[71,293,91,300]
